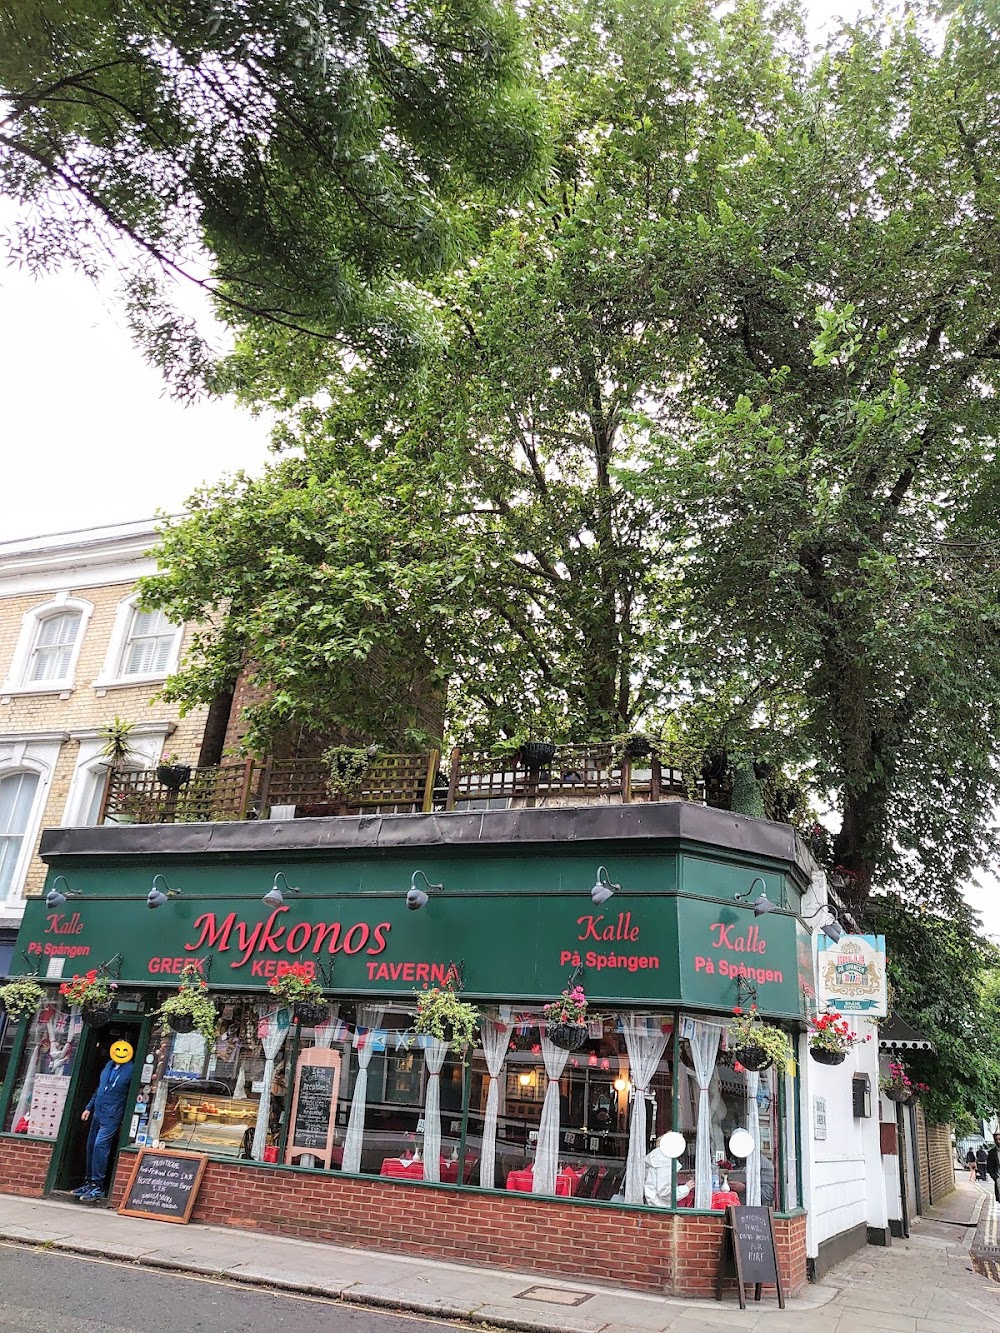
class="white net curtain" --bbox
[421,1035,450,1183]
[621,1014,671,1205]
[686,1018,723,1210]
[532,1030,570,1195]
[341,1003,385,1174]
[478,1017,509,1189]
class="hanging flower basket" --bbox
[294,1000,329,1028]
[517,741,555,770]
[413,985,480,1049]
[547,1022,589,1051]
[156,762,191,790]
[884,1086,915,1104]
[879,1061,928,1105]
[727,1006,792,1073]
[541,985,594,1052]
[808,1012,868,1065]
[732,1045,774,1072]
[810,1046,846,1066]
[267,963,324,1012]
[0,976,45,1022]
[60,969,116,1026]
[82,1002,115,1028]
[156,962,218,1042]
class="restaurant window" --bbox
[4,998,81,1136]
[144,1000,291,1159]
[676,1015,782,1210]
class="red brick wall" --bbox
[0,1136,52,1197]
[111,1154,806,1297]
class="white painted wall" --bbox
[800,1012,887,1257]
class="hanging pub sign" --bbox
[815,934,887,1017]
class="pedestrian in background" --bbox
[967,1147,978,1183]
[987,1134,1000,1203]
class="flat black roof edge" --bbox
[40,803,816,881]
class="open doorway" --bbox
[52,1019,142,1198]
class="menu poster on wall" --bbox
[29,1073,71,1138]
[815,934,887,1016]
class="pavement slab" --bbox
[2,1179,1000,1332]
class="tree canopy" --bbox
[0,0,544,387]
[142,0,1000,914]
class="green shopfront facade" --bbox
[0,804,811,1295]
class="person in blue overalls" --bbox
[74,1037,135,1202]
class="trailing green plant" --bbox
[610,732,656,769]
[413,985,479,1048]
[156,964,218,1043]
[728,1006,793,1072]
[324,744,378,801]
[0,976,45,1021]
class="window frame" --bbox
[0,741,58,923]
[0,594,93,698]
[94,594,184,690]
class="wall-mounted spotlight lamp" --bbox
[147,873,182,910]
[407,870,442,912]
[734,875,777,917]
[263,871,301,908]
[45,876,80,910]
[802,903,846,943]
[591,866,621,906]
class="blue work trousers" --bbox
[84,1114,119,1190]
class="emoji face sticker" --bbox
[109,1040,133,1064]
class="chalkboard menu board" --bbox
[715,1205,784,1309]
[118,1148,207,1224]
[293,1064,336,1149]
[286,1047,341,1168]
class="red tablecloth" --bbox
[505,1167,579,1197]
[380,1157,459,1183]
[677,1188,740,1211]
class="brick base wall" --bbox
[111,1155,806,1297]
[0,1136,52,1197]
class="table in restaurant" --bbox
[380,1156,460,1183]
[505,1165,581,1197]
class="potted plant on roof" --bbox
[727,1005,792,1073]
[0,976,45,1023]
[611,730,656,766]
[156,752,192,790]
[880,1061,927,1105]
[542,985,594,1051]
[413,983,479,1050]
[324,743,378,803]
[59,969,117,1027]
[808,1011,870,1066]
[267,963,328,1027]
[515,737,556,771]
[157,962,218,1041]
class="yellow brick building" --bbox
[0,520,207,964]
